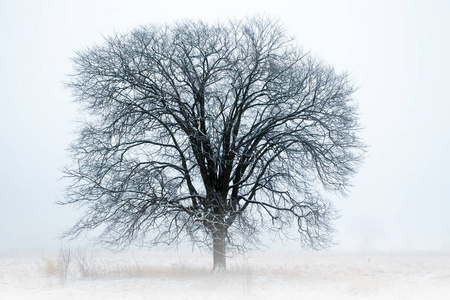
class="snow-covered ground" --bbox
[1,249,449,299]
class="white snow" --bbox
[1,249,449,299]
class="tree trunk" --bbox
[212,227,227,272]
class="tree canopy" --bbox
[62,17,364,271]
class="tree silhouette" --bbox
[62,17,364,271]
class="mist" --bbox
[1,1,450,299]
[1,0,449,254]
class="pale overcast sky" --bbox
[1,0,449,253]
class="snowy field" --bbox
[1,249,449,300]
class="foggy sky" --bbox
[1,0,449,254]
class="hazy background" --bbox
[1,0,449,254]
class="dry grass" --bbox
[3,248,449,299]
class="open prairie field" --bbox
[1,249,449,299]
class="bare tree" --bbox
[61,17,364,272]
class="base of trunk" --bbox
[212,229,227,272]
[212,262,226,273]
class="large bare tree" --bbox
[62,17,364,271]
